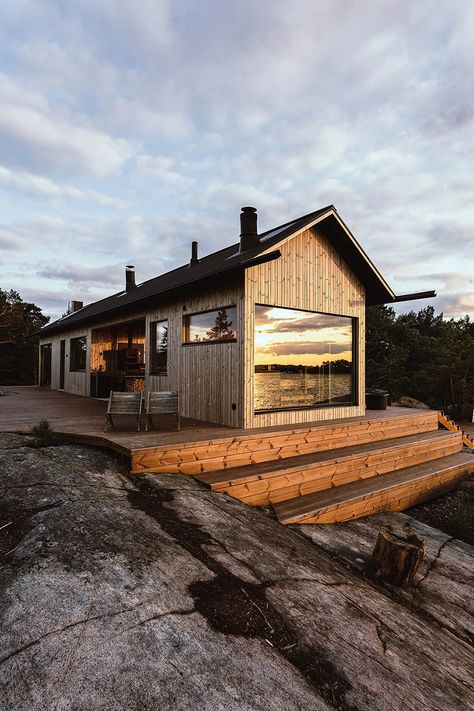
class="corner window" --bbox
[70,336,87,372]
[254,305,356,412]
[150,320,168,374]
[183,306,237,344]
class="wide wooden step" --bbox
[273,452,474,525]
[196,430,462,506]
[131,410,439,475]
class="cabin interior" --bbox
[90,319,146,396]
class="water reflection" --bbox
[254,305,354,410]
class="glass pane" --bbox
[152,320,168,373]
[185,307,237,343]
[254,305,354,411]
[70,336,87,371]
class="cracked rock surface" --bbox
[0,434,473,711]
[299,511,474,645]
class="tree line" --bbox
[0,289,49,386]
[366,305,474,420]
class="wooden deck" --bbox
[0,386,231,454]
[0,386,425,456]
[1,387,472,524]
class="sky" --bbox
[0,0,473,323]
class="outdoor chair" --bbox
[104,391,143,432]
[145,391,180,431]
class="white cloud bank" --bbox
[0,0,472,320]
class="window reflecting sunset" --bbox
[254,305,355,411]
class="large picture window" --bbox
[254,305,355,412]
[150,320,168,374]
[70,336,87,372]
[183,306,237,344]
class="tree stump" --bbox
[371,525,425,588]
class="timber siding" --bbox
[40,278,245,427]
[145,278,244,428]
[243,225,365,428]
[44,326,92,396]
[39,219,368,430]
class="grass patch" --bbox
[409,477,474,546]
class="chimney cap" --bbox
[239,205,259,252]
[125,265,137,292]
[189,241,199,267]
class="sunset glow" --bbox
[254,305,353,367]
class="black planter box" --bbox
[366,393,389,410]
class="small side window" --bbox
[183,306,237,344]
[150,320,168,374]
[70,336,87,372]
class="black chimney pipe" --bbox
[239,206,259,252]
[125,265,136,292]
[189,241,199,266]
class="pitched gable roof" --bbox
[39,205,403,336]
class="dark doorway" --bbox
[59,340,65,389]
[40,344,52,387]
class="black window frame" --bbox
[253,303,358,414]
[69,335,87,372]
[150,319,168,375]
[182,305,238,345]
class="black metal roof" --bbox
[39,205,399,336]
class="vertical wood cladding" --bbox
[145,279,244,427]
[243,225,365,428]
[40,325,91,396]
[39,225,366,429]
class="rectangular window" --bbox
[183,306,237,344]
[70,336,87,372]
[254,305,355,412]
[40,343,52,386]
[150,320,168,374]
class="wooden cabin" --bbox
[38,205,432,430]
[31,208,474,523]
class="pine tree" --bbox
[0,289,49,385]
[206,308,235,341]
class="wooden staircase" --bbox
[132,409,474,525]
[438,412,474,450]
[273,453,472,524]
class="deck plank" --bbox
[273,453,474,524]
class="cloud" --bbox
[0,1,472,319]
[0,74,134,178]
[133,155,193,188]
[0,235,19,250]
[0,165,122,205]
[257,309,352,333]
[259,342,351,357]
[36,263,124,287]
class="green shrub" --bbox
[31,419,56,447]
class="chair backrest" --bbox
[147,391,178,415]
[107,391,142,415]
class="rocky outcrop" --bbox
[0,434,472,711]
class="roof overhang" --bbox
[37,204,436,338]
[38,250,282,337]
[389,290,437,304]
